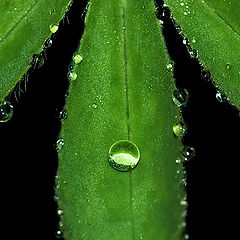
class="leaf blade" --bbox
[58,0,184,239]
[165,0,240,109]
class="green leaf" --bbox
[57,0,185,239]
[0,0,72,101]
[165,0,240,109]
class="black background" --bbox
[0,1,239,239]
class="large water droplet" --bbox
[50,24,59,33]
[108,140,140,172]
[216,90,227,102]
[173,121,187,137]
[181,146,196,161]
[73,54,83,64]
[172,89,189,107]
[0,100,14,122]
[56,138,64,152]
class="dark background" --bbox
[0,1,239,239]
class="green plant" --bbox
[0,0,239,239]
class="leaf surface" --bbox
[58,0,184,239]
[0,0,72,101]
[165,0,240,109]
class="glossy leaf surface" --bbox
[57,0,184,239]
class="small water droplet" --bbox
[191,37,197,44]
[44,38,52,48]
[176,157,181,164]
[59,109,67,120]
[201,69,211,81]
[180,2,184,6]
[57,209,63,216]
[216,90,227,102]
[108,140,140,172]
[30,53,44,69]
[68,72,77,81]
[180,199,188,206]
[184,12,188,16]
[166,63,173,72]
[181,146,196,161]
[0,100,14,122]
[73,54,83,64]
[189,49,198,58]
[184,233,190,240]
[89,103,98,109]
[226,63,231,70]
[173,121,187,137]
[56,138,64,152]
[172,89,189,107]
[56,230,63,239]
[50,24,59,33]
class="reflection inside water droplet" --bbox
[172,89,189,107]
[73,54,83,64]
[30,53,44,69]
[50,24,59,33]
[108,140,140,172]
[0,100,14,123]
[173,121,187,137]
[181,146,196,161]
[68,72,77,81]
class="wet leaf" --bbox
[165,0,240,109]
[0,0,72,101]
[57,0,185,239]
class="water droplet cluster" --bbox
[108,140,140,172]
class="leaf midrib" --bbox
[0,0,39,44]
[122,1,135,239]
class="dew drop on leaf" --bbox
[226,63,231,70]
[68,72,77,81]
[56,138,64,152]
[73,54,83,64]
[49,24,59,33]
[59,109,67,120]
[108,140,140,172]
[173,121,187,137]
[44,38,53,48]
[181,146,196,161]
[172,89,189,107]
[0,100,13,123]
[166,63,173,72]
[216,90,227,102]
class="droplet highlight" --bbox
[56,138,64,152]
[108,140,140,172]
[0,100,14,122]
[173,121,187,137]
[181,146,196,161]
[50,24,59,33]
[216,90,227,102]
[73,54,83,64]
[172,89,189,107]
